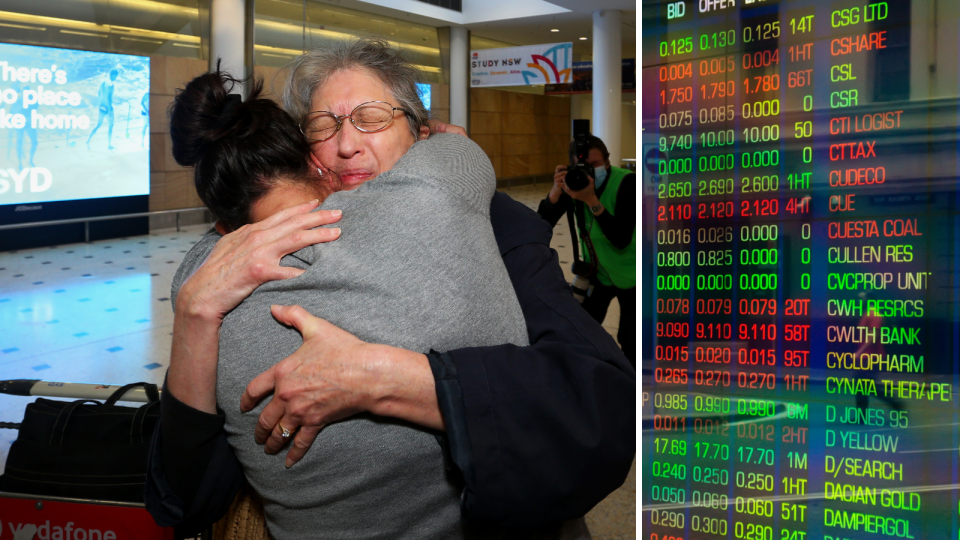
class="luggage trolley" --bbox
[0,379,176,540]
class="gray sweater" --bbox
[171,134,529,539]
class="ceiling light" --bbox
[550,28,559,32]
[0,22,45,31]
[579,37,588,40]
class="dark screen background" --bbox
[641,0,960,538]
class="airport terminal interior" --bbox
[0,185,636,538]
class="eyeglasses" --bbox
[299,101,411,142]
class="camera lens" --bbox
[566,167,589,191]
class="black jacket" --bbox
[145,192,636,534]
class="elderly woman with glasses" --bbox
[148,38,634,539]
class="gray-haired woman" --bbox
[148,38,634,539]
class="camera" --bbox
[561,119,597,303]
[565,119,592,191]
[570,261,594,303]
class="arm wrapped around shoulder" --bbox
[390,133,496,217]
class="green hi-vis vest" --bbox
[579,166,636,288]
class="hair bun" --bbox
[167,65,316,230]
[169,69,259,167]
[215,93,243,126]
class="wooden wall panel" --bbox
[148,55,206,212]
[470,89,570,181]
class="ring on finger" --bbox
[279,422,297,439]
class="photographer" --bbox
[537,134,635,366]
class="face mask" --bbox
[594,166,608,189]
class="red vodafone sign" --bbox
[0,494,172,540]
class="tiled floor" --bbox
[0,230,199,473]
[0,183,633,538]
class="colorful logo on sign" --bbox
[470,42,571,88]
[522,43,572,85]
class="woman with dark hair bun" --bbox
[169,70,338,230]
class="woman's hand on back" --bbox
[177,200,343,323]
[241,305,444,467]
[167,200,343,414]
[427,119,468,138]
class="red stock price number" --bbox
[696,322,731,339]
[658,298,689,314]
[657,322,689,338]
[741,198,779,217]
[739,323,776,340]
[697,298,732,315]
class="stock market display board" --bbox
[641,1,960,538]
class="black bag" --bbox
[0,382,160,502]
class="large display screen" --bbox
[0,43,149,206]
[642,1,960,538]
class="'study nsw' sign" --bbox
[470,43,572,88]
